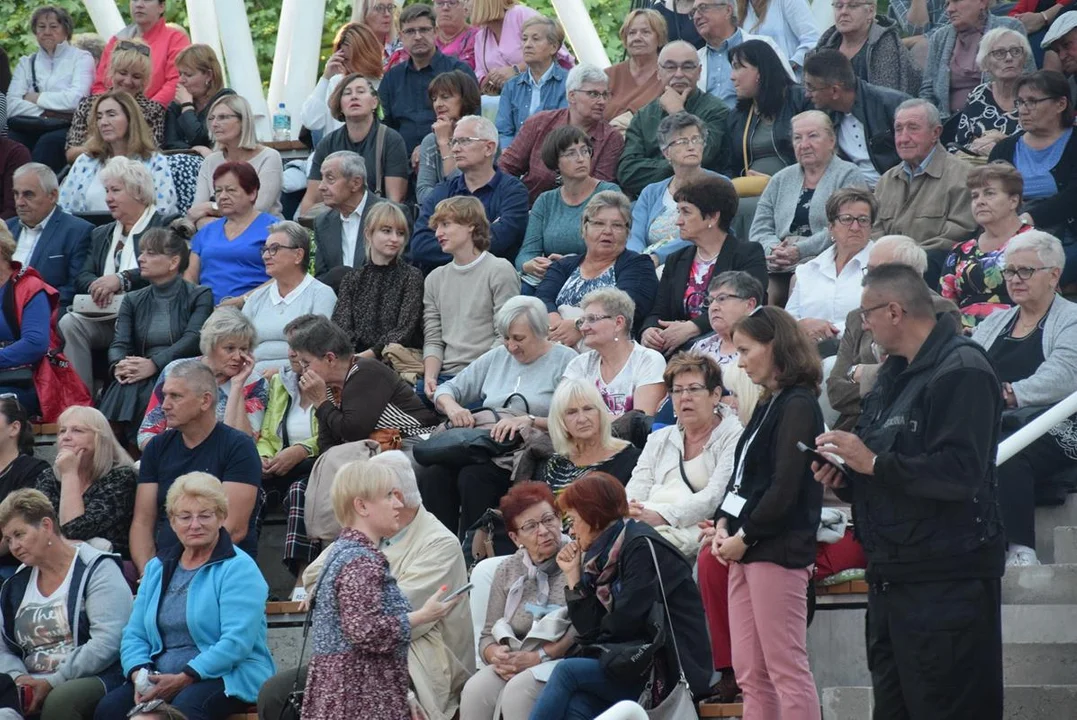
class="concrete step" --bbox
[1054,525,1077,565]
[1003,564,1077,605]
[822,685,1077,720]
[1035,495,1077,564]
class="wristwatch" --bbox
[846,364,859,381]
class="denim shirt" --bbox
[706,29,743,109]
[495,63,568,149]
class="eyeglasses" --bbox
[260,243,300,257]
[434,0,460,6]
[659,61,700,73]
[701,292,747,307]
[586,219,628,233]
[560,146,593,160]
[517,513,561,535]
[371,3,396,13]
[449,136,487,147]
[835,214,872,227]
[665,135,705,150]
[172,511,217,526]
[116,40,151,57]
[688,2,726,17]
[402,25,435,37]
[576,89,612,100]
[208,113,240,123]
[671,384,710,397]
[988,47,1025,60]
[1014,96,1058,110]
[856,301,892,320]
[1001,265,1053,280]
[574,314,613,329]
[831,1,872,9]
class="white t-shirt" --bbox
[563,342,667,417]
[284,398,314,446]
[15,554,78,675]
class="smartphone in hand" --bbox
[796,441,850,477]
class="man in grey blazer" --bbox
[6,163,92,313]
[311,150,385,289]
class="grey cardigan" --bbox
[919,15,1033,118]
[971,295,1077,407]
[749,154,869,258]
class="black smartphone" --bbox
[797,441,849,476]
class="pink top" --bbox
[90,18,191,106]
[473,4,574,83]
[438,26,480,69]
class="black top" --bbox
[538,444,642,494]
[988,313,1045,384]
[162,88,236,151]
[788,187,815,237]
[0,455,50,566]
[651,1,705,48]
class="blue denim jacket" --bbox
[495,63,568,149]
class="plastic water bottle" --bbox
[272,103,291,142]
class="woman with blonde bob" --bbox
[302,21,386,138]
[36,406,137,556]
[333,202,425,357]
[302,461,461,720]
[0,489,133,720]
[188,95,284,224]
[538,379,642,493]
[94,473,275,720]
[164,44,235,155]
[58,90,176,215]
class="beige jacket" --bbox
[304,507,475,720]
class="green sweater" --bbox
[616,89,731,199]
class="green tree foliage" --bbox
[0,0,628,89]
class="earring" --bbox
[47,540,52,546]
[708,223,713,229]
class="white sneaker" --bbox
[1006,547,1041,567]
[290,586,308,602]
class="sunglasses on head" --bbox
[117,40,151,57]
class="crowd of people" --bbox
[0,0,1074,717]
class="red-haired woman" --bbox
[460,482,573,719]
[186,161,274,305]
[529,472,713,718]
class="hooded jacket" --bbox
[815,16,921,97]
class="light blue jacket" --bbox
[120,529,275,702]
[495,64,568,149]
[627,170,724,263]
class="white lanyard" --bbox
[731,390,780,495]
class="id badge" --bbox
[721,492,746,517]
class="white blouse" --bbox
[786,241,874,335]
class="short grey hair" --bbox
[369,451,422,508]
[872,235,929,275]
[658,40,698,63]
[708,270,764,306]
[12,163,58,195]
[976,27,1032,72]
[167,359,218,398]
[567,63,609,93]
[580,287,636,335]
[323,150,367,183]
[198,306,258,356]
[495,296,549,339]
[267,220,312,266]
[1004,230,1066,270]
[456,114,498,144]
[791,110,835,138]
[581,190,632,230]
[658,111,708,150]
[98,156,155,208]
[895,98,942,130]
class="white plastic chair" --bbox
[469,555,510,665]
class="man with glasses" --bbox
[408,115,529,272]
[90,0,190,105]
[802,49,908,188]
[814,263,1005,720]
[691,0,787,108]
[617,40,730,198]
[380,4,476,160]
[873,98,975,286]
[500,63,623,205]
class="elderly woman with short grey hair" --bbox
[136,306,269,449]
[627,112,722,264]
[950,28,1031,154]
[418,296,578,535]
[537,190,658,348]
[499,63,623,206]
[61,156,174,392]
[972,230,1077,568]
[242,221,337,375]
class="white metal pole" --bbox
[185,0,226,85]
[215,0,272,139]
[549,0,611,68]
[82,0,126,38]
[267,0,301,115]
[269,0,326,137]
[997,390,1077,465]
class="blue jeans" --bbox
[528,658,646,720]
[93,678,249,720]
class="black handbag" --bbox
[594,599,668,683]
[412,394,531,468]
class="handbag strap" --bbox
[741,105,754,177]
[677,452,694,492]
[501,392,531,415]
[375,123,386,198]
[644,537,689,684]
[30,56,40,93]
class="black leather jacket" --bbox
[830,80,909,177]
[108,277,213,372]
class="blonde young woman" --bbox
[188,95,284,225]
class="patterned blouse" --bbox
[36,465,137,556]
[555,264,616,308]
[66,92,166,149]
[58,151,177,216]
[940,225,1030,331]
[303,528,412,720]
[953,84,1020,150]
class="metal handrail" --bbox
[997,389,1077,465]
[595,701,649,720]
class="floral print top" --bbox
[940,225,1030,332]
[302,528,412,720]
[58,151,177,216]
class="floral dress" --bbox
[940,225,1030,331]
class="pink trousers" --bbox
[728,561,821,720]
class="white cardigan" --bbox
[625,408,744,529]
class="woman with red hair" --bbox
[529,472,713,718]
[186,161,274,305]
[460,482,573,719]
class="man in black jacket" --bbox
[803,50,909,188]
[813,264,1005,720]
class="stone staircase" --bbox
[818,494,1077,720]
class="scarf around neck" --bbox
[582,518,628,612]
[503,546,561,623]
